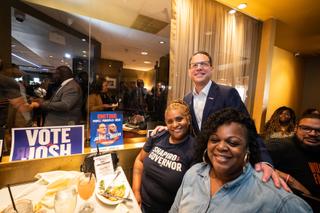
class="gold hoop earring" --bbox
[202,148,208,164]
[243,152,250,164]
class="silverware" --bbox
[101,192,132,201]
[107,170,121,188]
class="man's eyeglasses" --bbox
[298,125,320,134]
[189,61,210,69]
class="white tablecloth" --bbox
[0,167,141,213]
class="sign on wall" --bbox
[10,125,84,162]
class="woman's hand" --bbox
[151,125,168,136]
[255,162,291,192]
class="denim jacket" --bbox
[170,163,312,213]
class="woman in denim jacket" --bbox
[170,108,312,213]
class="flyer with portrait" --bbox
[90,111,124,152]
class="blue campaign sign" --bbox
[10,125,84,162]
[90,111,123,151]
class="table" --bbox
[0,167,141,213]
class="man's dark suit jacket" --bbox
[184,81,272,164]
[42,79,82,126]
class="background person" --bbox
[32,66,83,126]
[130,79,148,115]
[302,108,320,116]
[262,106,296,140]
[170,108,311,212]
[0,61,35,127]
[87,81,116,115]
[266,113,320,211]
[100,80,118,108]
[2,63,33,128]
[132,100,196,213]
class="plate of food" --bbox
[96,179,130,205]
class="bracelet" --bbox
[285,174,290,183]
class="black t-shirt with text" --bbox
[141,132,196,212]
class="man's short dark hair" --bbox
[189,51,213,66]
[298,113,320,124]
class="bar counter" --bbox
[0,137,146,188]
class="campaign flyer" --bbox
[10,125,84,162]
[90,111,123,152]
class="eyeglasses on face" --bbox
[189,61,210,69]
[298,125,320,134]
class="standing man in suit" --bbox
[185,51,286,187]
[32,66,82,126]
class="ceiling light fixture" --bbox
[11,53,40,68]
[83,55,87,57]
[64,53,71,59]
[229,9,236,14]
[144,61,151,64]
[49,55,53,58]
[82,38,86,42]
[141,51,148,55]
[159,41,165,44]
[82,50,86,54]
[237,3,247,9]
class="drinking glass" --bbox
[77,173,96,213]
[54,187,77,213]
[3,199,33,213]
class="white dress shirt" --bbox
[192,81,212,130]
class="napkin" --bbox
[35,170,81,185]
[35,171,81,209]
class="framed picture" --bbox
[105,77,116,89]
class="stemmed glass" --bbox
[77,173,96,213]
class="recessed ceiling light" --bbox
[237,3,247,9]
[144,61,151,64]
[82,38,86,42]
[141,51,148,55]
[229,9,236,14]
[229,9,237,14]
[82,50,86,54]
[60,59,64,63]
[49,55,53,58]
[11,44,16,47]
[83,55,87,57]
[159,41,165,44]
[64,53,71,58]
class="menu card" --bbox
[94,153,115,181]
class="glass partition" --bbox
[0,0,171,160]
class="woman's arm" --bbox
[132,149,148,207]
